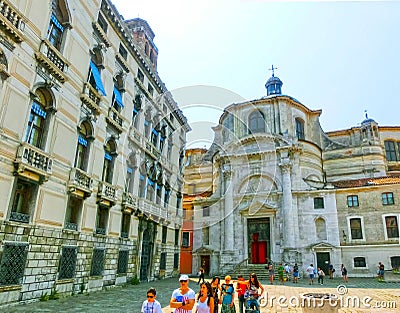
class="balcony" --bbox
[80,82,101,114]
[106,106,124,133]
[68,167,93,197]
[122,191,138,214]
[0,0,25,43]
[35,39,69,83]
[128,127,144,146]
[92,21,111,48]
[14,142,53,182]
[138,198,168,223]
[116,53,129,73]
[97,181,117,205]
[146,142,161,159]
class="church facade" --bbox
[188,72,400,277]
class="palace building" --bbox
[185,70,400,278]
[0,0,189,306]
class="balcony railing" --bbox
[95,227,106,235]
[9,211,29,223]
[128,127,144,146]
[106,107,124,133]
[35,39,69,83]
[68,167,93,196]
[0,0,25,43]
[14,142,53,179]
[98,181,117,204]
[92,21,111,47]
[122,191,137,210]
[138,198,168,221]
[64,222,78,231]
[80,82,101,114]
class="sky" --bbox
[111,0,400,149]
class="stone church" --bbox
[186,71,400,277]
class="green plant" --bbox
[130,275,140,285]
[49,288,60,300]
[39,293,49,302]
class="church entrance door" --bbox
[247,218,270,264]
[316,252,330,275]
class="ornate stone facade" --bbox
[187,73,400,278]
[0,0,189,306]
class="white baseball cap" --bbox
[179,274,189,281]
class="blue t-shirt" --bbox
[221,284,234,305]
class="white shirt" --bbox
[141,299,162,313]
[171,288,196,313]
[196,297,211,313]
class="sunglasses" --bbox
[147,295,154,298]
[180,280,188,283]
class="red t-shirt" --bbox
[236,281,247,297]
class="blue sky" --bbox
[112,0,400,148]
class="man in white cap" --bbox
[170,274,196,312]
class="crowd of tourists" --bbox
[141,261,386,312]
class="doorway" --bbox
[140,228,153,281]
[200,255,210,275]
[247,218,270,264]
[316,252,330,275]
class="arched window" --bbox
[25,88,53,149]
[315,217,327,240]
[47,0,70,51]
[248,110,265,134]
[295,118,305,140]
[74,121,92,171]
[102,140,116,184]
[126,154,136,193]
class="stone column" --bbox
[223,165,234,251]
[279,159,296,248]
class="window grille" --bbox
[0,242,28,286]
[117,250,129,274]
[58,246,78,280]
[90,248,106,276]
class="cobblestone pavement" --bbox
[3,275,400,313]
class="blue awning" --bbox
[104,152,112,161]
[31,102,47,118]
[51,14,64,32]
[113,86,124,108]
[90,60,107,96]
[78,135,88,147]
[148,179,155,186]
[152,129,159,136]
[127,166,133,174]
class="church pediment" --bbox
[310,242,337,250]
[239,199,277,216]
[193,246,214,254]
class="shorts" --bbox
[309,274,315,279]
[293,272,299,277]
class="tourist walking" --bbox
[220,275,236,313]
[210,276,221,313]
[170,274,196,312]
[292,263,299,283]
[378,262,385,282]
[341,264,348,283]
[306,264,315,285]
[328,262,334,279]
[141,287,163,313]
[195,282,214,313]
[268,262,275,285]
[236,274,247,313]
[317,267,325,285]
[246,273,264,313]
[278,263,285,284]
[197,267,205,285]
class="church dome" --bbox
[265,65,283,96]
